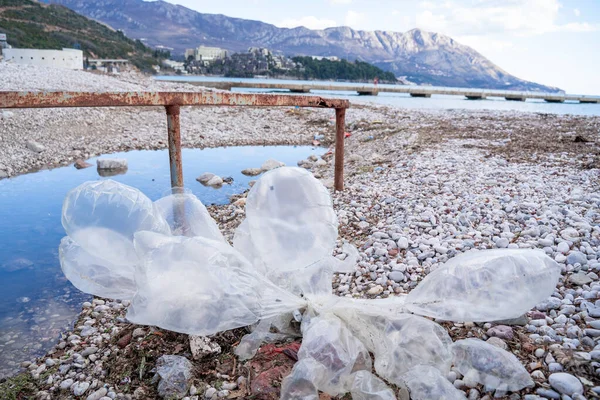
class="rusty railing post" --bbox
[334,107,346,191]
[165,105,183,189]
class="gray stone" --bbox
[536,388,561,399]
[260,159,285,171]
[397,237,409,249]
[495,238,509,248]
[493,314,528,326]
[87,388,108,400]
[486,337,508,350]
[557,242,570,254]
[548,373,584,396]
[548,363,563,372]
[569,272,592,286]
[132,328,146,339]
[96,158,127,170]
[60,379,74,390]
[241,168,262,176]
[73,381,90,396]
[206,176,223,187]
[389,271,405,283]
[80,326,98,337]
[205,387,217,398]
[82,346,99,357]
[567,251,588,265]
[487,325,514,340]
[26,140,45,153]
[584,329,600,338]
[196,173,215,185]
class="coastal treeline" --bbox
[185,49,398,83]
[288,56,397,82]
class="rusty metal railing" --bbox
[0,91,350,190]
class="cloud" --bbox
[574,8,581,17]
[414,0,598,36]
[344,10,364,27]
[329,0,352,4]
[278,16,338,30]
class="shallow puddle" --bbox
[0,145,325,379]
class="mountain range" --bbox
[42,0,560,92]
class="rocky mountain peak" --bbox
[42,0,560,91]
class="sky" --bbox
[157,0,600,94]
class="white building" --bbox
[162,59,187,73]
[3,48,83,69]
[193,46,228,62]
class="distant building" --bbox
[185,46,228,64]
[3,48,83,69]
[310,55,340,61]
[87,59,130,74]
[184,48,196,60]
[248,47,270,57]
[162,59,187,73]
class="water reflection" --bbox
[0,145,324,379]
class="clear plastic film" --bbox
[57,169,562,400]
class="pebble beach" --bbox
[1,63,600,399]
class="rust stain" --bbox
[0,91,350,109]
[0,90,348,192]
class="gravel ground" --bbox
[1,65,600,399]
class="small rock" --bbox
[97,158,127,170]
[206,176,223,187]
[557,242,570,254]
[233,198,246,207]
[389,271,404,283]
[117,333,132,348]
[26,140,45,153]
[190,335,221,360]
[132,328,146,339]
[75,159,93,169]
[358,221,369,230]
[495,238,509,248]
[486,337,508,350]
[548,373,584,396]
[487,325,514,340]
[73,381,90,396]
[397,237,409,249]
[260,159,285,171]
[133,387,146,400]
[569,272,592,286]
[567,251,588,265]
[82,346,99,357]
[241,168,262,176]
[205,387,217,398]
[196,172,215,185]
[536,388,561,399]
[87,388,108,400]
[367,285,384,296]
[60,379,74,390]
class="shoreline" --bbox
[1,64,600,399]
